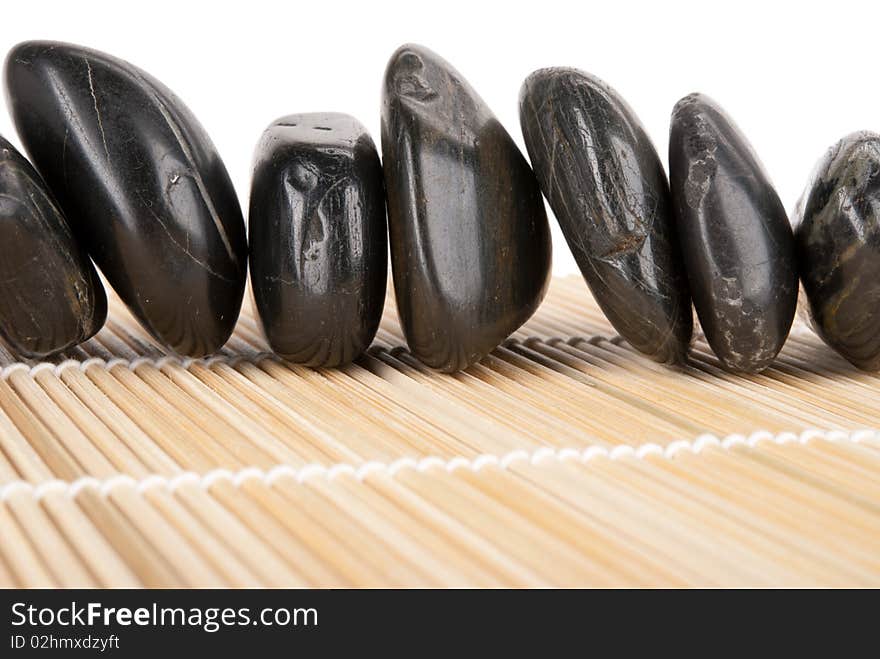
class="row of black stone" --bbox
[0,41,876,374]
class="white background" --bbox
[2,0,878,275]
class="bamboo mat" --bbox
[0,275,878,587]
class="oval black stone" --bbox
[249,113,387,367]
[520,68,692,364]
[669,94,797,373]
[0,135,106,357]
[5,41,247,357]
[382,44,552,373]
[794,131,880,370]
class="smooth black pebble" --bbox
[794,131,880,370]
[0,135,106,357]
[382,44,552,373]
[249,113,387,367]
[5,41,247,357]
[669,93,797,373]
[520,68,692,364]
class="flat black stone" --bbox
[669,94,797,373]
[520,68,692,364]
[794,131,880,370]
[382,44,551,372]
[5,41,247,357]
[0,135,106,357]
[249,113,387,367]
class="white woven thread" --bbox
[0,351,282,381]
[0,428,874,502]
[0,321,821,380]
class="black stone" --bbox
[793,131,880,370]
[520,68,692,364]
[669,94,797,373]
[0,135,106,357]
[249,113,387,367]
[5,41,247,357]
[382,44,551,372]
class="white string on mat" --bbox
[0,428,875,503]
[0,352,282,380]
[6,328,786,378]
[0,319,825,381]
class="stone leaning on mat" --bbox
[519,67,693,365]
[0,39,878,374]
[793,131,880,371]
[668,93,798,374]
[381,44,552,373]
[5,40,248,358]
[249,113,387,368]
[0,135,107,357]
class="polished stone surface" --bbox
[5,41,247,357]
[520,68,692,365]
[382,44,551,372]
[794,131,880,370]
[249,113,387,367]
[0,135,106,357]
[669,94,797,373]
